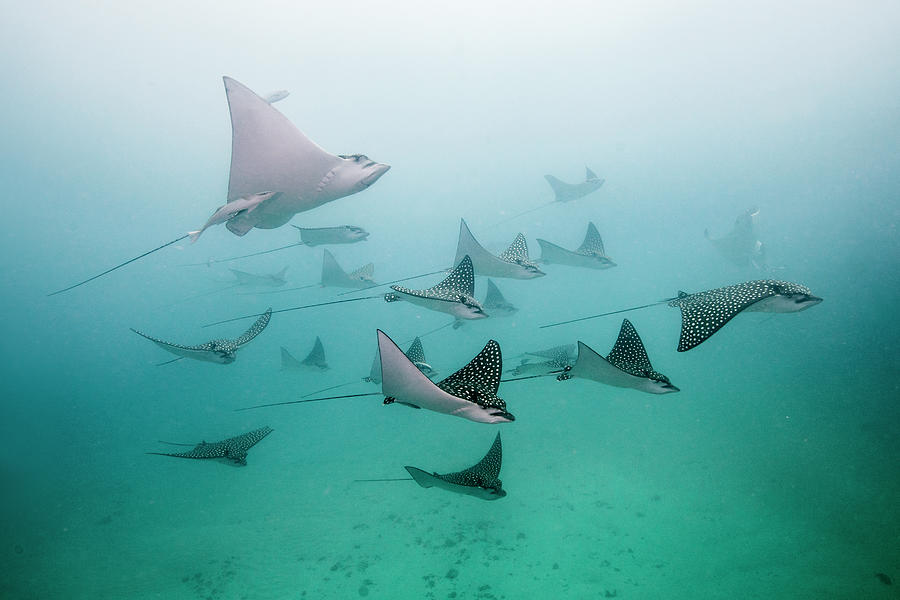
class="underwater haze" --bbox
[2,1,899,598]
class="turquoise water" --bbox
[2,3,899,599]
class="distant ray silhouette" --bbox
[537,222,616,270]
[293,224,370,246]
[705,207,767,270]
[281,336,329,371]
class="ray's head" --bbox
[458,295,489,320]
[336,154,391,192]
[646,372,680,394]
[344,225,370,241]
[769,282,823,312]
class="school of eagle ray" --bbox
[49,76,823,501]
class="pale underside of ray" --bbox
[224,76,340,209]
[454,219,538,279]
[230,267,288,286]
[378,330,511,424]
[131,330,231,363]
[293,224,369,246]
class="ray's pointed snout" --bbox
[361,162,391,187]
[797,294,823,310]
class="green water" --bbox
[1,2,898,599]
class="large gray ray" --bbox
[148,426,273,466]
[230,267,288,287]
[405,432,505,500]
[378,329,514,424]
[560,320,679,394]
[454,219,544,279]
[367,336,437,384]
[132,308,272,364]
[482,279,518,317]
[544,166,605,202]
[292,224,370,246]
[507,343,575,376]
[537,222,616,270]
[705,208,767,270]
[321,249,375,289]
[221,76,390,234]
[668,280,822,352]
[384,255,487,320]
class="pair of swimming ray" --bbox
[356,432,505,500]
[47,76,389,296]
[281,336,329,371]
[149,426,273,466]
[238,329,515,424]
[541,279,822,352]
[132,308,272,364]
[497,166,606,224]
[204,255,485,328]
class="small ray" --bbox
[545,166,605,202]
[321,249,376,289]
[148,426,273,466]
[404,432,506,500]
[537,222,616,269]
[705,207,767,270]
[133,308,272,364]
[380,329,514,423]
[292,224,370,246]
[482,279,519,317]
[557,319,679,394]
[506,344,575,376]
[384,255,488,321]
[229,267,288,287]
[454,219,544,279]
[281,336,329,371]
[668,280,822,351]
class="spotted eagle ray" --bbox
[236,329,514,424]
[385,255,488,320]
[546,166,605,202]
[506,343,575,376]
[132,308,272,364]
[537,222,616,269]
[148,426,273,466]
[293,224,369,246]
[321,249,375,289]
[705,207,767,270]
[454,219,544,279]
[557,319,679,393]
[356,432,506,501]
[281,336,329,371]
[47,76,389,296]
[541,279,822,351]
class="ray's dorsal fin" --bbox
[585,166,598,180]
[497,233,531,264]
[437,340,502,398]
[406,337,426,365]
[606,318,654,374]
[232,308,272,347]
[430,255,475,296]
[302,336,328,368]
[444,431,503,486]
[576,222,606,256]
